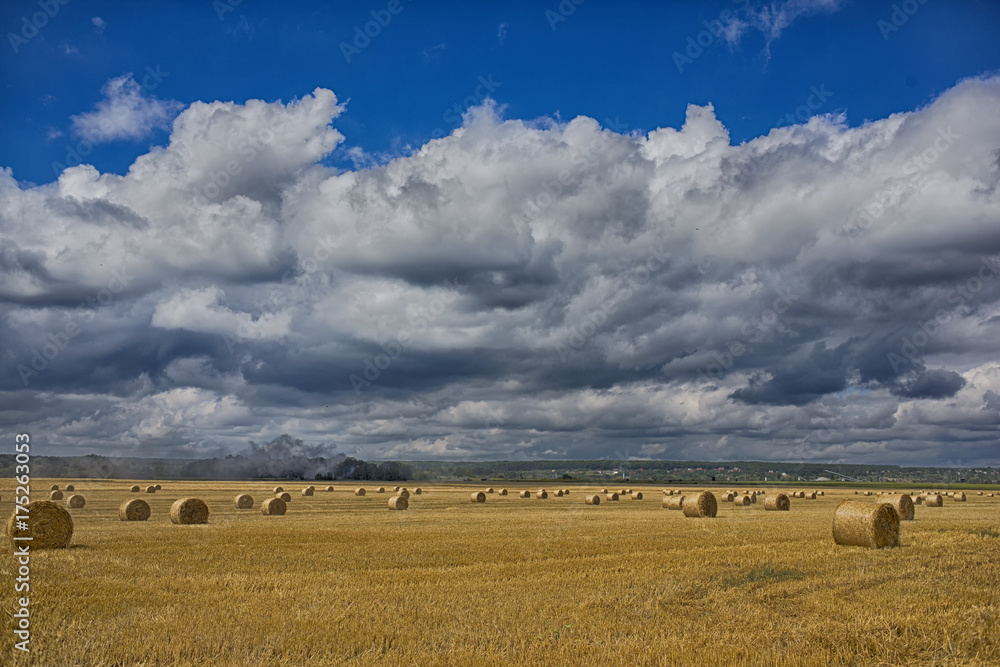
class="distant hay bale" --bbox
[326,486,334,492]
[619,489,627,496]
[486,487,494,493]
[414,488,422,495]
[924,493,943,507]
[234,494,254,509]
[65,484,75,492]
[301,487,314,497]
[585,494,601,505]
[734,494,750,506]
[306,485,314,491]
[750,494,758,504]
[519,490,531,498]
[278,493,291,502]
[355,488,366,497]
[273,487,284,494]
[154,484,161,490]
[626,489,633,494]
[832,500,900,548]
[631,492,643,500]
[130,485,140,493]
[664,489,674,496]
[119,498,150,521]
[377,487,386,494]
[818,490,825,496]
[261,497,286,516]
[864,491,872,496]
[536,490,548,499]
[49,490,64,500]
[146,486,156,494]
[7,500,73,548]
[914,495,922,505]
[388,495,408,510]
[854,491,858,494]
[886,494,914,520]
[498,489,508,496]
[398,489,410,500]
[563,489,570,495]
[764,493,790,511]
[723,493,734,502]
[806,492,816,500]
[955,492,967,502]
[50,484,59,491]
[605,492,619,501]
[394,486,400,491]
[664,495,685,510]
[600,488,608,494]
[169,498,209,525]
[682,491,717,518]
[66,494,86,509]
[977,491,983,496]
[555,490,564,497]
[471,491,486,503]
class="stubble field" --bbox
[1,480,998,666]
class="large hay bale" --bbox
[536,490,548,499]
[664,495,685,510]
[734,494,750,506]
[145,486,156,494]
[170,498,209,525]
[414,488,422,495]
[519,490,531,498]
[682,491,718,518]
[50,484,60,491]
[66,494,86,509]
[388,495,408,510]
[498,488,508,496]
[832,500,900,548]
[119,498,150,521]
[301,487,314,496]
[278,492,291,502]
[273,486,284,494]
[924,494,943,507]
[130,485,140,493]
[7,500,73,548]
[631,492,643,500]
[764,493,790,511]
[585,494,601,505]
[471,491,486,503]
[65,484,75,492]
[355,488,366,497]
[234,494,254,509]
[261,497,286,516]
[886,494,914,520]
[377,487,385,494]
[49,490,64,500]
[326,486,335,492]
[605,492,619,501]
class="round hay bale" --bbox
[764,493,790,511]
[536,490,548,499]
[66,494,86,509]
[977,491,983,496]
[273,486,284,494]
[955,492,967,502]
[924,493,943,507]
[832,500,900,548]
[355,488,366,497]
[388,495,408,510]
[145,486,156,494]
[734,495,750,506]
[619,489,627,496]
[50,484,59,491]
[130,485,140,493]
[498,488,508,496]
[414,488,422,495]
[585,494,601,505]
[326,486,334,492]
[49,490,64,500]
[471,491,486,503]
[394,486,401,491]
[7,500,73,548]
[664,489,674,496]
[65,484,75,492]
[631,492,643,500]
[170,498,209,525]
[605,492,619,501]
[626,489,633,494]
[805,492,816,500]
[914,495,923,505]
[398,489,410,500]
[234,494,254,509]
[563,489,570,495]
[261,497,286,516]
[600,488,608,494]
[723,492,734,502]
[555,489,564,497]
[301,487,314,496]
[377,487,385,494]
[306,485,314,491]
[663,495,685,510]
[119,498,150,521]
[818,490,824,496]
[519,490,531,498]
[682,491,718,518]
[885,494,914,520]
[486,487,494,493]
[278,492,292,502]
[863,491,872,496]
[854,491,858,494]
[750,494,758,504]
[154,484,162,490]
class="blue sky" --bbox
[3,0,999,184]
[2,1,1000,465]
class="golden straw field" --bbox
[2,480,999,666]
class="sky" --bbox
[1,0,999,466]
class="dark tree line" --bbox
[315,457,411,481]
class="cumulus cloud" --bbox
[1,76,999,465]
[70,74,183,143]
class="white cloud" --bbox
[92,17,106,33]
[70,74,183,143]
